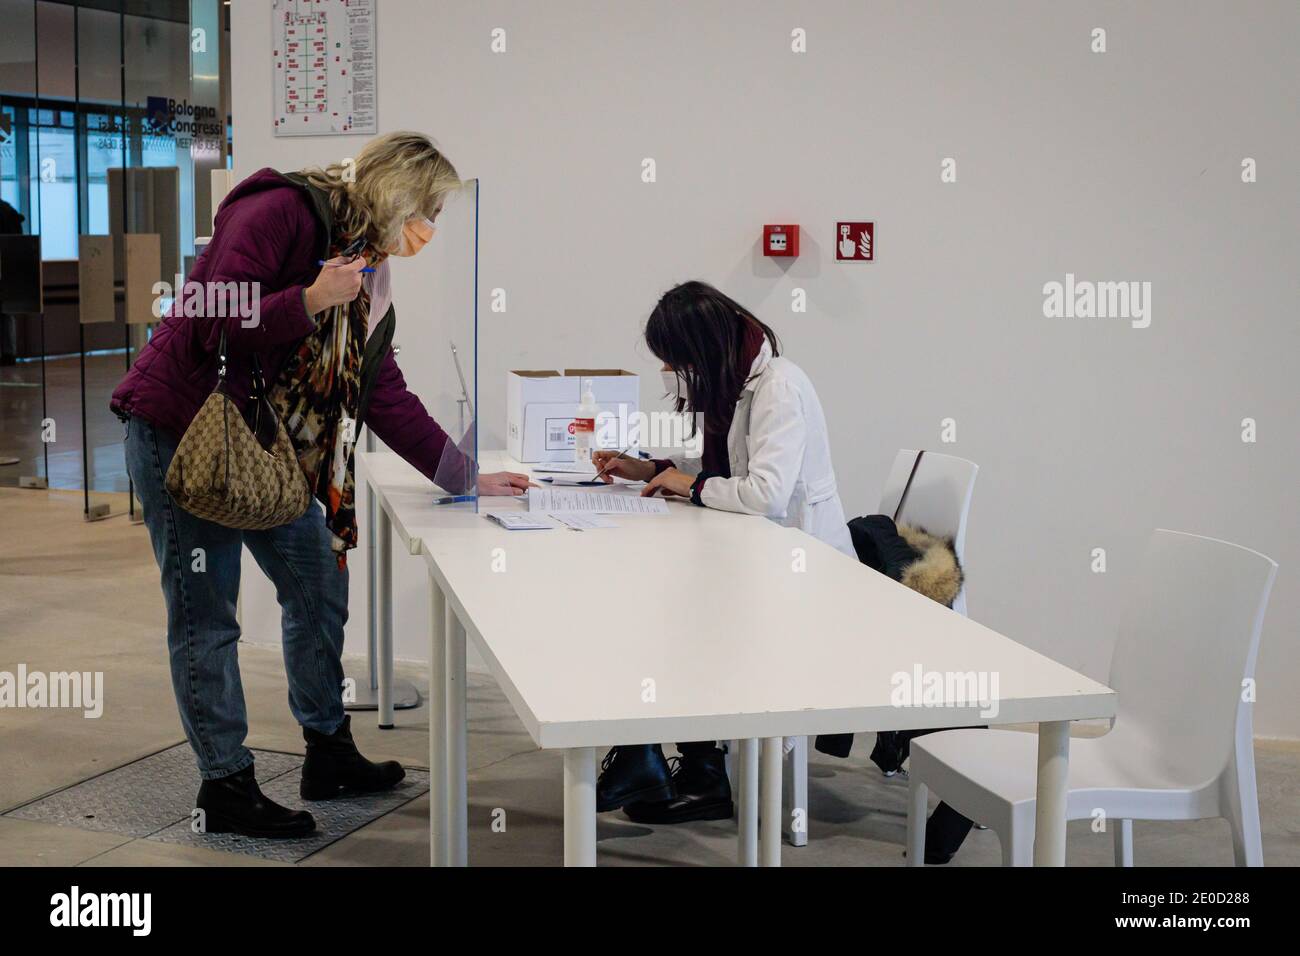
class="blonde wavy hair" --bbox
[299,131,462,252]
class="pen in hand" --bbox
[318,258,375,274]
[592,445,637,482]
[319,236,374,272]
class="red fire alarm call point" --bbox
[763,224,799,258]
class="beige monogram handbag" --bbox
[165,331,311,529]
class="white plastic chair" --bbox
[766,449,979,846]
[873,449,978,617]
[906,529,1278,866]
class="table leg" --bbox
[446,608,468,866]
[737,738,759,866]
[1033,720,1070,866]
[563,747,597,866]
[365,478,380,700]
[782,735,808,847]
[428,583,448,866]
[1114,818,1133,867]
[376,506,394,728]
[760,737,782,867]
[906,774,927,867]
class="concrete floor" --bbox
[2,487,1298,867]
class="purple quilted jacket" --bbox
[110,168,459,485]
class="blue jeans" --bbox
[124,416,348,779]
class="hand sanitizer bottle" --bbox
[573,378,597,464]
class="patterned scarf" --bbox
[269,244,382,564]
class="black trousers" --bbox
[816,729,979,859]
[677,741,720,757]
[615,742,719,759]
[925,801,975,859]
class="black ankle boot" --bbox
[300,715,405,800]
[624,746,733,824]
[195,764,316,839]
[596,745,676,812]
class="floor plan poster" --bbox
[272,0,377,136]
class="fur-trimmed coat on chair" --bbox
[814,515,965,762]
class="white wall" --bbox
[232,1,1299,738]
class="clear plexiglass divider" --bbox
[428,176,479,512]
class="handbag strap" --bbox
[892,449,925,523]
[216,327,265,396]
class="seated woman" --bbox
[592,280,855,824]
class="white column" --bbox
[1033,720,1071,866]
[760,737,782,867]
[563,748,597,866]
[376,508,394,728]
[737,738,759,866]
[446,608,468,866]
[428,584,448,866]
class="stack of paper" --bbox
[527,487,670,515]
[552,513,619,530]
[484,512,556,531]
[531,462,598,476]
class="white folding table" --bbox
[360,449,1115,866]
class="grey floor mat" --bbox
[4,743,429,864]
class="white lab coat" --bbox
[671,340,856,557]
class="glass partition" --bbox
[30,0,79,496]
[421,176,479,510]
[78,0,131,516]
[0,0,230,513]
[0,0,39,486]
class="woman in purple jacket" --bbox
[112,132,528,838]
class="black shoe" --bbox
[195,764,316,839]
[624,746,734,824]
[596,745,676,813]
[300,715,406,800]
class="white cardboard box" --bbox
[506,369,639,462]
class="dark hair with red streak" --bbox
[643,281,780,440]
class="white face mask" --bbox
[661,369,685,402]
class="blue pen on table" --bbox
[433,494,475,505]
